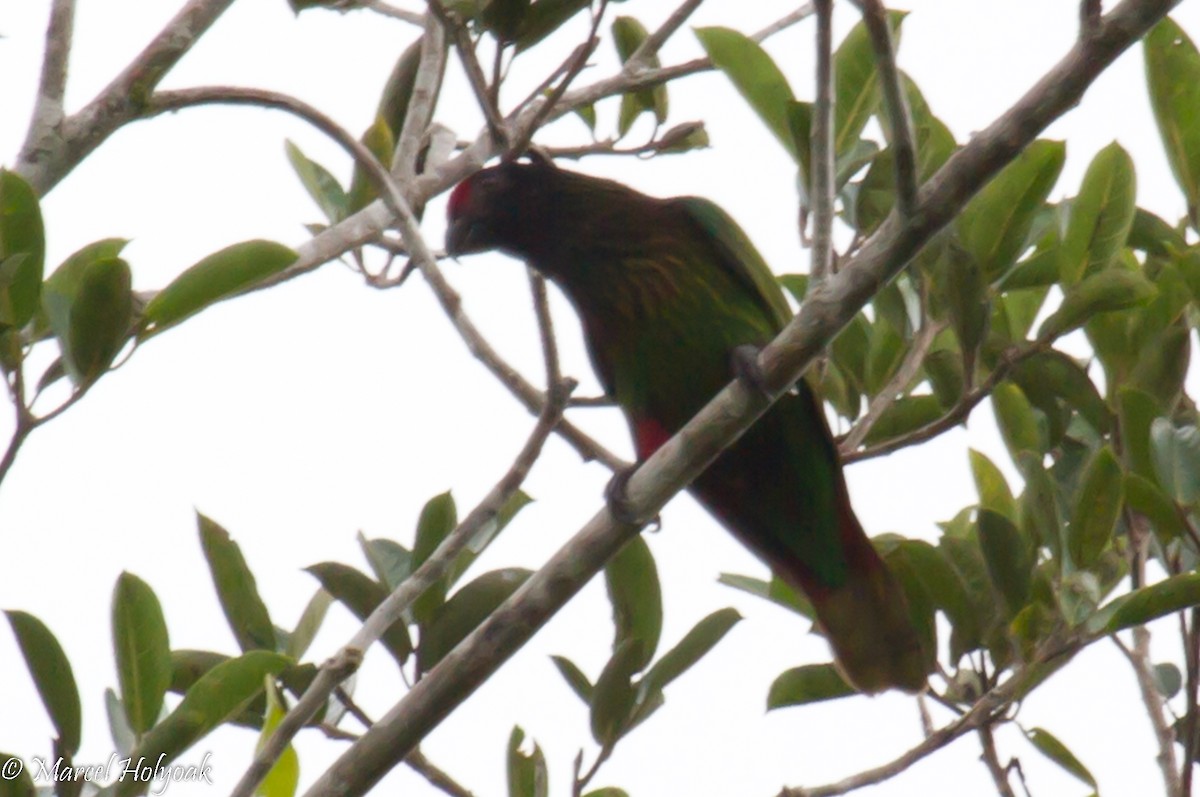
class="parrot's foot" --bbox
[604,466,661,529]
[731,344,771,397]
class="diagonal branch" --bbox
[852,0,918,216]
[394,12,446,183]
[297,4,1180,797]
[17,0,240,195]
[427,0,508,147]
[230,388,571,797]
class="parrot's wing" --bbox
[674,196,793,330]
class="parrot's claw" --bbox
[731,344,771,398]
[605,466,661,530]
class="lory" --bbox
[445,157,927,693]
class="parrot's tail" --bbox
[802,495,930,695]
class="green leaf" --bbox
[255,681,300,797]
[515,0,591,51]
[0,169,45,329]
[695,27,796,160]
[358,534,412,591]
[1125,472,1186,542]
[447,489,532,588]
[1017,454,1063,558]
[106,687,136,756]
[1129,207,1186,256]
[483,0,529,42]
[582,790,630,797]
[640,608,740,695]
[304,562,412,666]
[112,573,172,736]
[861,394,943,447]
[42,238,129,344]
[589,638,642,746]
[1037,267,1156,340]
[550,655,593,703]
[992,382,1042,457]
[411,491,457,627]
[417,568,530,673]
[1068,446,1123,569]
[767,663,855,709]
[198,513,275,652]
[1024,727,1097,788]
[1059,142,1137,284]
[347,115,395,213]
[5,611,81,755]
[717,572,812,617]
[940,241,989,376]
[1154,662,1183,698]
[977,509,1032,617]
[613,17,667,137]
[1151,419,1200,507]
[604,535,662,671]
[285,140,349,224]
[1089,573,1200,634]
[970,449,1016,521]
[66,256,132,383]
[834,12,906,157]
[287,588,332,660]
[141,241,297,336]
[1145,16,1200,227]
[957,140,1065,281]
[506,727,548,797]
[376,38,429,144]
[117,651,289,797]
[1011,351,1111,436]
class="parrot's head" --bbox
[445,156,556,260]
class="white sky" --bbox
[2,1,1200,796]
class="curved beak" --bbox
[445,216,483,257]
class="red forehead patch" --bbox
[447,178,472,219]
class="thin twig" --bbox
[627,0,706,66]
[354,0,425,25]
[841,318,944,451]
[231,389,572,797]
[506,0,608,158]
[842,341,1047,462]
[428,0,508,147]
[296,7,1178,795]
[145,87,408,221]
[809,0,835,288]
[406,749,477,797]
[1183,607,1199,795]
[853,0,917,216]
[978,724,1017,797]
[528,270,563,389]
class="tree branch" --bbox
[16,0,239,195]
[297,5,1178,797]
[840,318,943,452]
[852,0,917,215]
[627,0,707,66]
[809,0,835,287]
[19,0,76,168]
[394,12,446,183]
[231,390,571,797]
[427,0,508,147]
[978,724,1017,797]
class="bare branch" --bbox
[427,0,509,147]
[809,0,835,287]
[841,318,944,452]
[978,724,1017,797]
[627,0,706,66]
[842,341,1045,463]
[145,87,408,221]
[232,389,571,797]
[405,749,477,797]
[297,6,1179,796]
[394,12,446,183]
[352,0,426,25]
[19,0,76,167]
[853,0,918,216]
[529,270,563,389]
[1081,0,1103,38]
[17,0,239,195]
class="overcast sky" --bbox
[3,2,1200,796]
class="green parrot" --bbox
[445,157,927,693]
